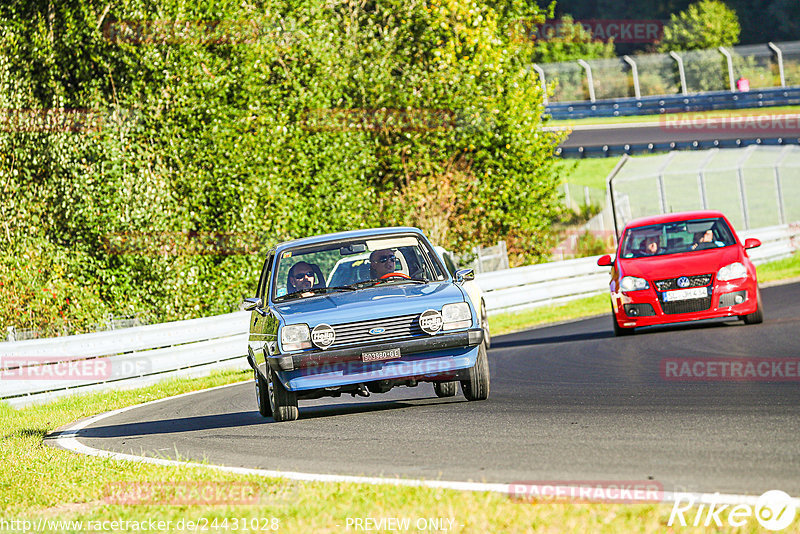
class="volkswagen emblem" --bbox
[369,327,385,335]
[311,323,335,349]
[677,276,690,288]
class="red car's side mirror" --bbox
[597,254,613,267]
[744,238,761,250]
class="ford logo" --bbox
[677,276,691,288]
[369,327,385,335]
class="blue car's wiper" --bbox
[373,277,429,286]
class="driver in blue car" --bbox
[369,249,397,279]
[287,261,317,294]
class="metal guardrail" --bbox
[0,312,251,407]
[476,224,799,315]
[1,225,796,406]
[546,86,800,121]
[557,136,800,159]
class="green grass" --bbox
[556,158,620,190]
[756,251,800,283]
[1,369,734,533]
[547,105,800,127]
[492,294,609,336]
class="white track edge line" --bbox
[52,380,799,507]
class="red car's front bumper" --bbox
[611,276,758,329]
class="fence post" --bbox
[499,240,509,270]
[656,152,677,214]
[532,64,548,106]
[622,55,641,99]
[669,51,688,96]
[584,186,591,207]
[768,42,786,88]
[719,47,735,92]
[736,146,756,229]
[564,182,572,210]
[6,326,15,343]
[577,59,596,103]
[774,145,792,225]
[697,148,717,210]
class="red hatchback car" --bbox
[597,210,764,336]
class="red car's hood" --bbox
[618,245,743,280]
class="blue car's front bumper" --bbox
[269,329,484,391]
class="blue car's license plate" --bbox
[361,348,401,362]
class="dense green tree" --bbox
[658,0,740,51]
[0,0,566,334]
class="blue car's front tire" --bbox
[461,342,490,401]
[267,367,299,422]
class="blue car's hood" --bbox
[273,282,468,326]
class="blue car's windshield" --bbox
[273,234,447,301]
[620,217,736,258]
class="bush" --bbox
[0,0,566,333]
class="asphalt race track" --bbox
[58,282,800,496]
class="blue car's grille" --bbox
[330,314,424,349]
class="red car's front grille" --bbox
[654,274,714,291]
[660,297,713,315]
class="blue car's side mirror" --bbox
[455,268,475,283]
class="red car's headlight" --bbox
[717,262,747,281]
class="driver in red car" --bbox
[370,249,398,279]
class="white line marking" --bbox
[52,380,798,506]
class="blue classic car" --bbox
[243,227,489,421]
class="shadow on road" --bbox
[491,330,614,349]
[53,397,464,439]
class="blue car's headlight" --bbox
[280,324,311,351]
[442,302,472,331]
[620,276,649,291]
[717,262,747,281]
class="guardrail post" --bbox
[719,47,735,92]
[532,64,548,106]
[669,51,688,96]
[697,148,717,210]
[736,146,756,229]
[606,154,630,241]
[6,326,15,343]
[577,59,596,103]
[622,55,641,99]
[774,145,792,225]
[768,42,786,88]
[656,152,677,214]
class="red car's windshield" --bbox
[620,217,737,258]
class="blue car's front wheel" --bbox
[267,367,299,422]
[461,342,490,401]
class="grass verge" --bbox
[490,252,800,337]
[2,371,733,533]
[547,105,800,127]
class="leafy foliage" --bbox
[658,0,740,52]
[0,0,566,334]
